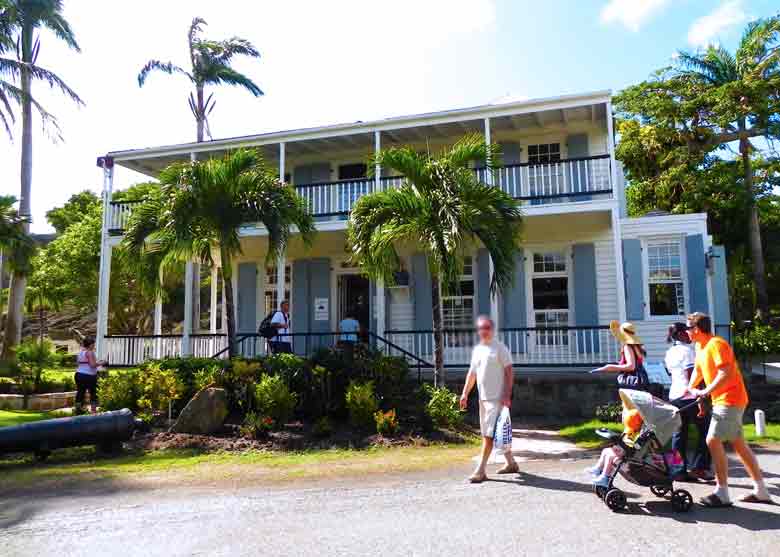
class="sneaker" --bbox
[593,474,610,489]
[585,465,602,477]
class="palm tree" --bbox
[122,149,315,357]
[0,195,35,350]
[673,16,780,319]
[138,17,263,143]
[0,0,83,359]
[347,134,523,385]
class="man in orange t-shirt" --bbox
[687,312,772,507]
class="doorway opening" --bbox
[337,274,370,340]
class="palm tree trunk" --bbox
[220,248,236,357]
[196,85,205,143]
[740,130,769,320]
[430,275,445,387]
[3,25,34,360]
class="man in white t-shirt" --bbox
[269,300,292,354]
[460,315,518,483]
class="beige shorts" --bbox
[708,405,745,442]
[479,399,504,438]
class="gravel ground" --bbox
[1,451,778,556]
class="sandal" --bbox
[739,493,774,504]
[497,463,519,475]
[699,494,733,508]
[468,473,487,484]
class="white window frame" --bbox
[264,263,291,318]
[440,255,477,331]
[641,236,689,320]
[525,246,573,329]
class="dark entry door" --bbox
[338,274,370,340]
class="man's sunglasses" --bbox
[477,324,493,331]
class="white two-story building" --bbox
[96,90,731,373]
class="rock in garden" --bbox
[170,388,228,435]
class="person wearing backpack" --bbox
[268,300,292,354]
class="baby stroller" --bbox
[594,388,697,513]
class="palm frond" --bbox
[201,64,263,96]
[39,9,80,52]
[137,60,192,87]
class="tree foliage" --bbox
[45,190,100,234]
[347,134,523,382]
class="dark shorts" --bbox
[75,372,98,405]
[269,341,292,354]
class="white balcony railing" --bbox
[104,334,229,366]
[105,156,612,232]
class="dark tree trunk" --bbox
[430,275,445,387]
[220,248,236,357]
[740,129,769,320]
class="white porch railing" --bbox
[384,326,619,367]
[295,176,404,217]
[104,334,228,366]
[477,155,612,201]
[107,200,142,234]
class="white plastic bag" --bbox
[493,406,513,452]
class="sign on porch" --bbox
[314,298,329,321]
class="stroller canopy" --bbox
[619,389,681,445]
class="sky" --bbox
[1,0,778,233]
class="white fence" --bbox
[104,334,228,366]
[384,326,619,367]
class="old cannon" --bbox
[0,409,140,461]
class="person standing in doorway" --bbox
[269,300,292,354]
[686,312,773,507]
[337,308,361,357]
[460,315,519,483]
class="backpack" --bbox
[258,311,279,339]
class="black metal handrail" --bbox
[385,325,611,334]
[105,333,227,339]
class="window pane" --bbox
[532,277,569,310]
[649,283,685,316]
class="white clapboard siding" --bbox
[594,236,619,325]
[631,321,677,364]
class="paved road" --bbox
[2,453,779,556]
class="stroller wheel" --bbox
[593,484,608,499]
[651,485,671,498]
[671,489,694,513]
[604,489,627,512]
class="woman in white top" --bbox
[75,336,102,414]
[665,323,711,480]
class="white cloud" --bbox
[687,1,747,47]
[0,0,498,232]
[599,0,671,32]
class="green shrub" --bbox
[193,363,223,391]
[240,411,274,439]
[14,339,60,390]
[595,402,622,423]
[345,380,378,430]
[424,385,463,429]
[766,403,780,423]
[254,374,297,427]
[97,371,144,412]
[312,416,334,438]
[375,408,399,436]
[138,363,185,420]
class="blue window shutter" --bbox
[573,244,599,353]
[293,165,312,185]
[623,239,644,321]
[292,260,309,354]
[498,142,521,166]
[412,254,432,331]
[308,258,331,350]
[501,249,526,353]
[710,245,731,338]
[237,263,257,334]
[369,280,376,334]
[476,249,491,316]
[686,234,707,313]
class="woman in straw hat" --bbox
[591,321,649,389]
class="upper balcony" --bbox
[105,91,617,235]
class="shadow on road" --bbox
[632,500,780,531]
[488,471,641,498]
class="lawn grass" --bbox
[559,419,780,448]
[0,437,481,491]
[0,409,60,428]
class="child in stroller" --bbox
[588,389,697,513]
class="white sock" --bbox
[753,480,770,500]
[714,484,730,502]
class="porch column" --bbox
[96,156,114,360]
[221,269,227,333]
[606,100,619,205]
[611,207,627,321]
[277,141,287,310]
[209,265,218,334]
[483,118,500,326]
[182,261,194,356]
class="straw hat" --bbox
[610,320,643,345]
